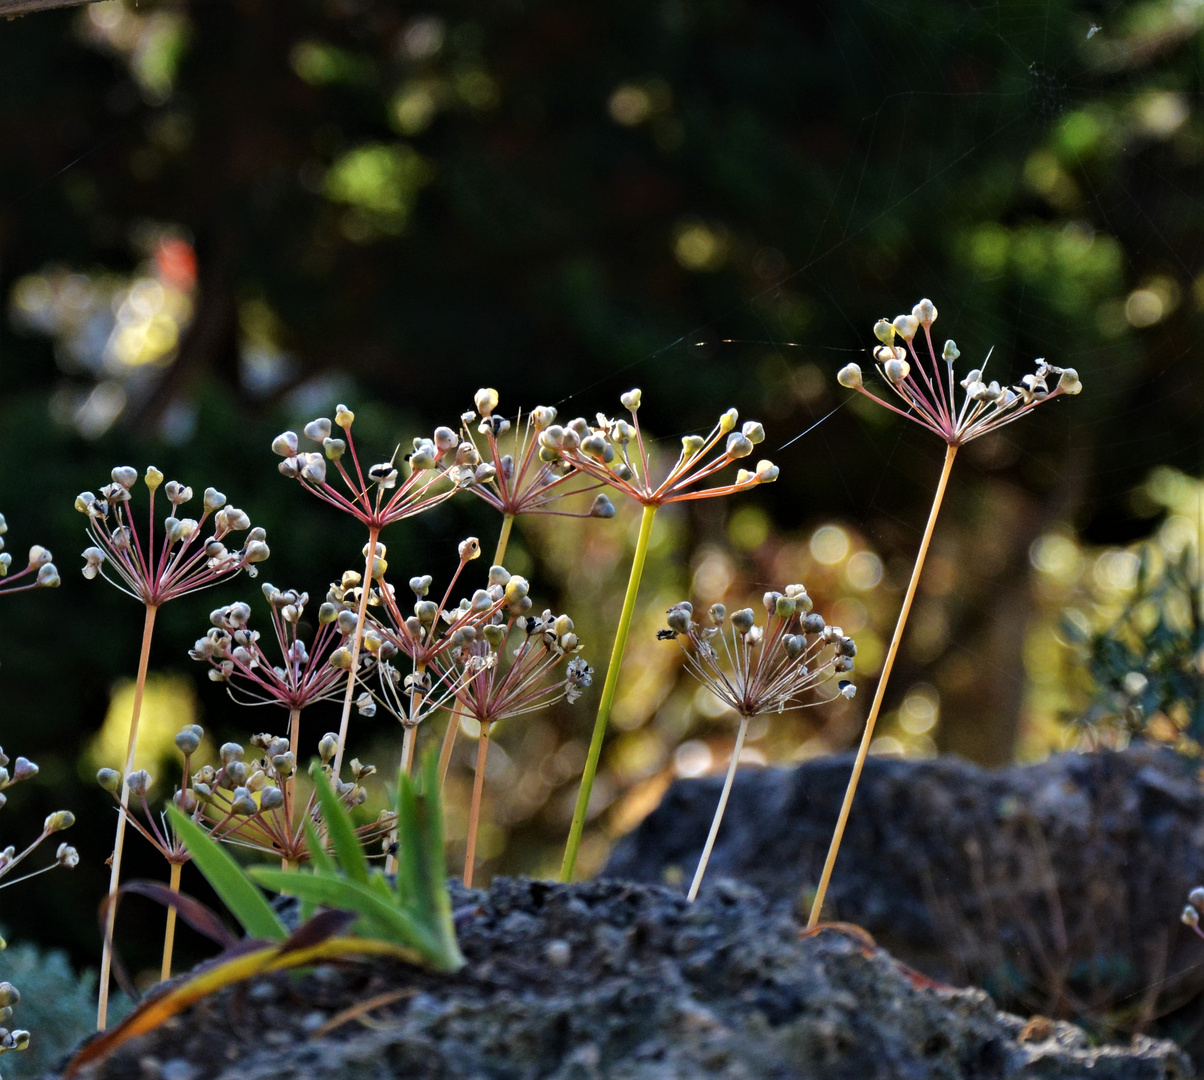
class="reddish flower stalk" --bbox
[809,299,1083,930]
[436,610,592,886]
[78,466,267,1030]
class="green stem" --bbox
[807,442,958,928]
[561,501,658,882]
[98,602,158,1030]
[160,860,182,982]
[493,513,515,567]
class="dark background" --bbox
[0,0,1200,973]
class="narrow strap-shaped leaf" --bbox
[394,752,463,971]
[277,908,355,956]
[250,867,424,948]
[301,810,337,875]
[167,806,287,942]
[311,766,370,884]
[118,880,238,949]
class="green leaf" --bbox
[301,810,337,876]
[395,752,462,970]
[250,868,422,949]
[310,766,370,884]
[166,806,288,942]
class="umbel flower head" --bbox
[77,468,268,605]
[836,299,1082,446]
[661,586,852,903]
[99,726,391,866]
[439,608,594,724]
[0,514,60,594]
[189,584,354,711]
[456,388,615,520]
[660,586,856,720]
[272,405,486,531]
[538,390,779,507]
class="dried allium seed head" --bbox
[318,732,339,762]
[459,537,481,561]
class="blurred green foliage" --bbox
[0,0,1199,977]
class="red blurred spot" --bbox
[155,238,197,291]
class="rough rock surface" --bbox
[52,878,1188,1080]
[606,746,1204,1045]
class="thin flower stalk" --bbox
[660,589,856,901]
[0,515,61,595]
[809,300,1083,929]
[545,390,780,882]
[272,405,486,780]
[77,466,268,1029]
[436,610,593,886]
[95,729,198,981]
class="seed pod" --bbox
[837,363,863,389]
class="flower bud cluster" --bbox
[456,390,615,520]
[1183,886,1204,939]
[0,514,60,594]
[836,300,1082,446]
[272,404,478,530]
[188,581,353,711]
[0,980,29,1059]
[77,467,267,606]
[98,723,390,865]
[0,747,78,889]
[437,607,594,724]
[536,391,778,508]
[660,585,857,718]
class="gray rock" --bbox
[50,878,1189,1080]
[606,746,1204,1053]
